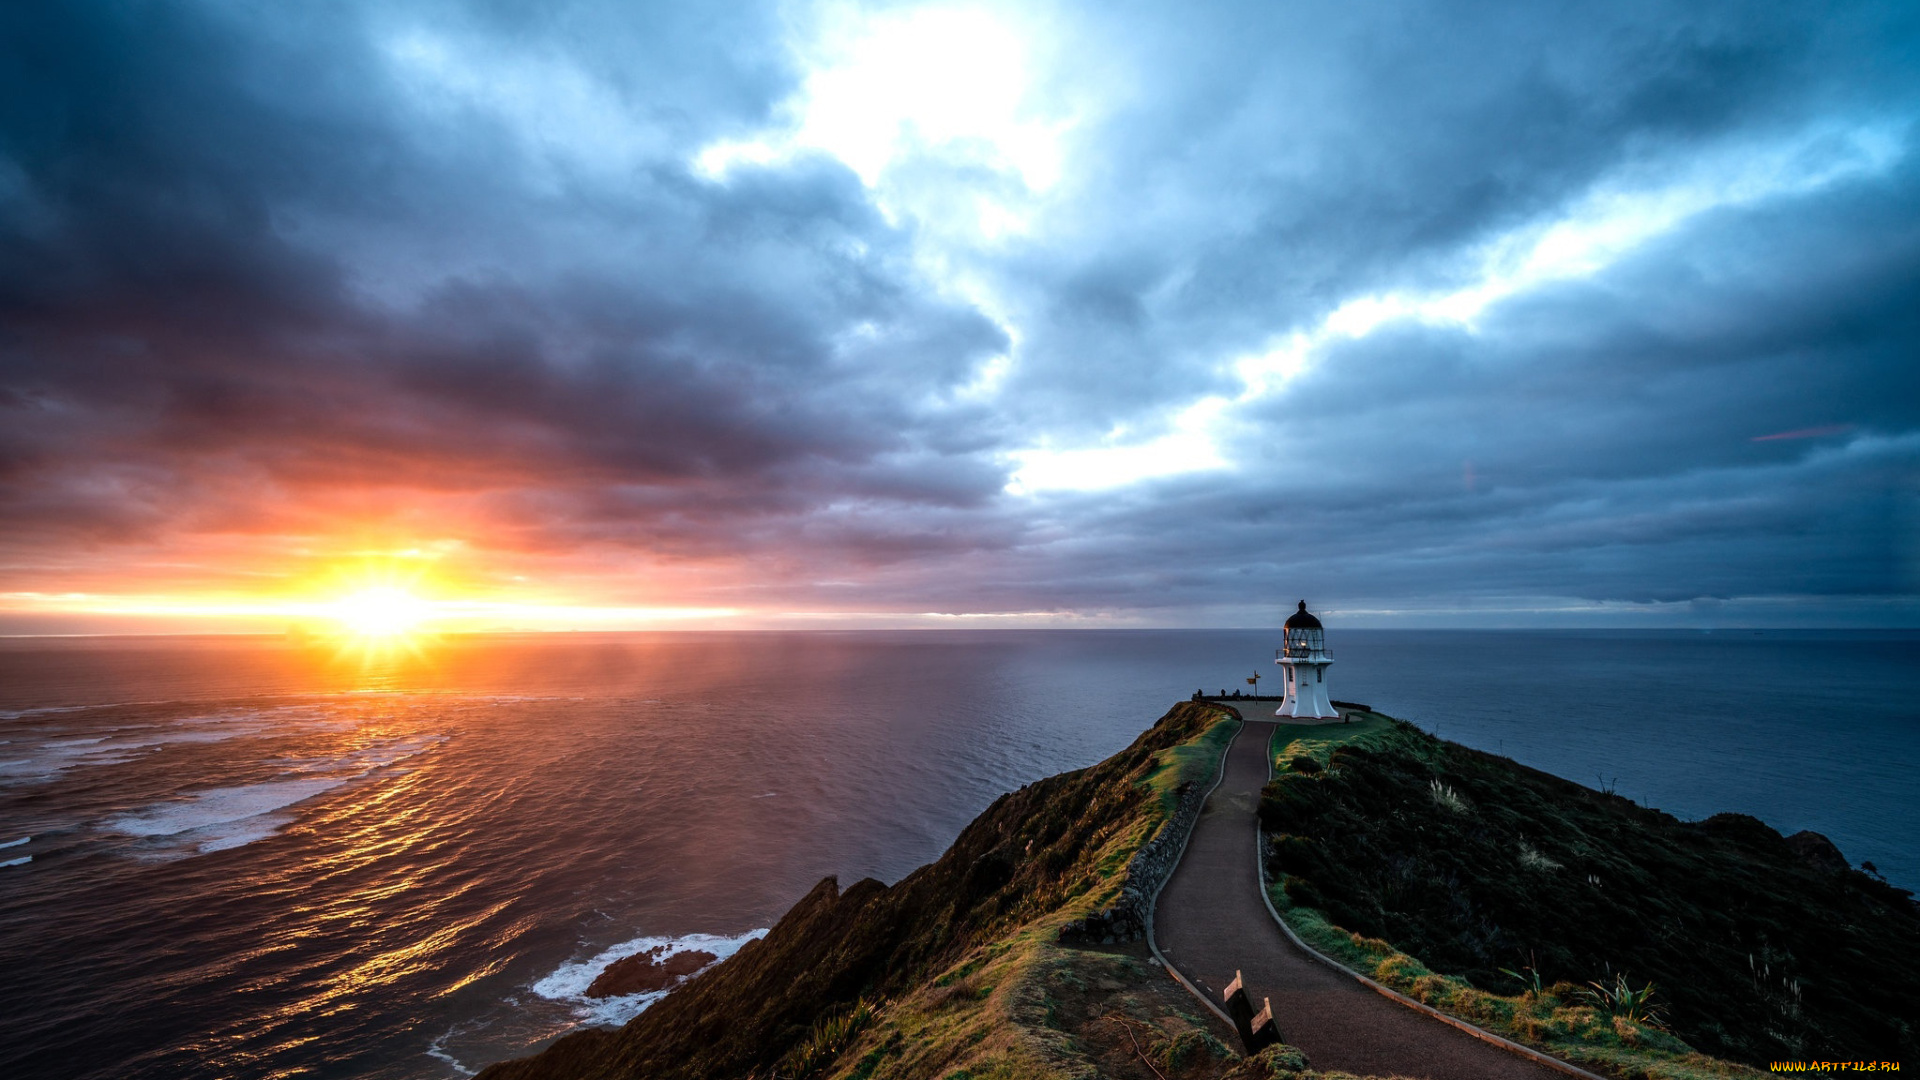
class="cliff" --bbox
[477,701,1288,1080]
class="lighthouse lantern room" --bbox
[1275,601,1339,720]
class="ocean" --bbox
[0,629,1913,1079]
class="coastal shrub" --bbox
[1327,744,1377,771]
[1255,719,1920,1067]
[1428,777,1469,814]
[1256,775,1328,833]
[1266,833,1321,877]
[1583,972,1666,1027]
[1158,1028,1232,1071]
[1282,876,1326,911]
[1228,1043,1311,1080]
[1499,985,1573,1044]
[1499,960,1545,994]
[776,998,879,1078]
[1374,952,1431,985]
[1409,973,1451,1004]
[1517,842,1562,872]
[1287,754,1321,775]
[1348,932,1395,959]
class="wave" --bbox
[0,855,29,868]
[0,737,146,781]
[0,835,29,849]
[0,707,373,785]
[425,1038,475,1077]
[0,702,161,720]
[109,776,351,853]
[104,733,447,856]
[530,929,768,1028]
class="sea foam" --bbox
[531,929,768,1028]
[104,733,447,856]
[109,776,350,852]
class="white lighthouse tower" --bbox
[1275,601,1338,720]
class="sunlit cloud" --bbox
[1422,122,1904,327]
[1007,122,1908,494]
[1003,397,1228,494]
[696,2,1077,228]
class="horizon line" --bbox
[3,625,1914,640]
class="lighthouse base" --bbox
[1275,657,1336,720]
[1273,712,1345,725]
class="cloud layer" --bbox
[1,0,1916,629]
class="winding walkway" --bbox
[1152,717,1575,1080]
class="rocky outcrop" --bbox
[586,948,718,999]
[1784,829,1850,875]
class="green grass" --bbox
[1146,708,1241,814]
[1266,710,1403,774]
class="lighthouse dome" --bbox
[1284,601,1322,630]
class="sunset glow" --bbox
[329,588,433,639]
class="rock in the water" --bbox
[585,947,719,999]
[1785,830,1850,875]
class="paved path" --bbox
[1153,718,1570,1080]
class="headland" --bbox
[478,702,1917,1080]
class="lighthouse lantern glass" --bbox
[1283,625,1324,658]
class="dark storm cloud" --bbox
[0,0,1010,553]
[971,150,1920,617]
[996,0,1920,432]
[0,0,1915,623]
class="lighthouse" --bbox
[1275,601,1338,720]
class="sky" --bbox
[1,0,1917,633]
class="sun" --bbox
[330,586,432,639]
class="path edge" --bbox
[1254,727,1612,1080]
[1144,706,1242,1026]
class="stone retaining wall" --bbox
[1059,762,1216,945]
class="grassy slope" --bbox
[819,709,1242,1080]
[1259,713,1920,1078]
[480,702,1374,1080]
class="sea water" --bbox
[0,629,1913,1079]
